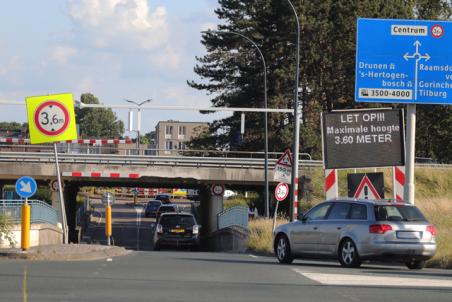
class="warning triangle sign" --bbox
[353,175,382,200]
[276,149,293,167]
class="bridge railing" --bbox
[217,206,249,230]
[0,152,323,168]
[0,200,58,226]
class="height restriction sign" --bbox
[26,93,78,144]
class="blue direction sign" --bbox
[15,176,37,199]
[356,18,452,104]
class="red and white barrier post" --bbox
[393,166,405,201]
[325,169,338,200]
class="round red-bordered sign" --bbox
[211,184,225,196]
[275,182,289,201]
[431,24,444,38]
[34,100,70,136]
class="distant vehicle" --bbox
[187,189,199,200]
[273,199,436,269]
[155,193,171,204]
[155,204,178,221]
[153,213,201,251]
[224,190,237,199]
[144,200,162,218]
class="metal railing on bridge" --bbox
[0,151,323,169]
[217,206,249,230]
[0,200,58,226]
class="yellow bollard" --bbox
[21,204,31,251]
[105,205,112,239]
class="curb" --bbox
[0,245,133,261]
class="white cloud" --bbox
[148,47,181,70]
[51,46,78,64]
[67,0,169,50]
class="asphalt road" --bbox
[85,197,193,250]
[1,251,451,302]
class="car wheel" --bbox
[405,260,425,270]
[338,238,361,268]
[275,235,293,264]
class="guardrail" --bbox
[0,152,450,170]
[217,206,249,230]
[0,152,323,169]
[0,200,58,226]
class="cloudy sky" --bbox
[0,0,228,135]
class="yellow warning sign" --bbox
[25,93,78,144]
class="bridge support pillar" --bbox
[208,188,224,234]
[64,184,79,243]
[51,191,64,226]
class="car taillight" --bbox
[193,225,199,235]
[426,225,437,236]
[156,224,163,234]
[369,224,393,234]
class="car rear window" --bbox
[374,205,426,222]
[159,215,195,227]
[147,201,161,208]
[159,206,176,213]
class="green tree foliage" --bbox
[75,93,125,138]
[139,131,155,145]
[189,0,452,161]
[0,214,16,248]
[0,122,27,131]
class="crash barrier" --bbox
[0,200,58,226]
[217,206,248,230]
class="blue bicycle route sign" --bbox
[355,18,452,105]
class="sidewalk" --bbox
[0,244,132,261]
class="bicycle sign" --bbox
[26,93,78,144]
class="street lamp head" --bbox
[138,99,152,106]
[124,99,152,107]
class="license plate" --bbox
[396,231,421,239]
[171,229,185,233]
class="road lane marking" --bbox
[249,254,259,258]
[293,268,452,288]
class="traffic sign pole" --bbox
[21,198,30,251]
[272,201,280,232]
[105,205,112,246]
[404,104,416,204]
[54,143,68,244]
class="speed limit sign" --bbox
[275,182,289,201]
[26,93,77,144]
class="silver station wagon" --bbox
[273,199,437,269]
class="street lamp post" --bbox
[124,99,152,153]
[284,0,301,222]
[203,30,270,218]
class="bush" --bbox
[0,214,16,248]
